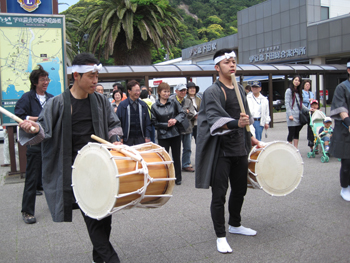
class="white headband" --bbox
[214,51,236,65]
[347,62,350,68]
[72,64,103,73]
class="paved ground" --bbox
[0,119,349,263]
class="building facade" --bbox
[180,0,350,102]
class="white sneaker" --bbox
[340,187,350,201]
[228,225,257,236]
[216,237,232,253]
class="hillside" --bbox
[62,0,266,63]
[169,0,266,49]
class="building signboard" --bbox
[189,42,217,57]
[249,46,307,63]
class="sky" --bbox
[58,0,80,13]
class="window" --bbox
[321,6,329,20]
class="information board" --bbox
[0,13,66,124]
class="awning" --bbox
[67,64,347,81]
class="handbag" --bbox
[176,117,190,133]
[299,111,309,125]
[296,97,309,125]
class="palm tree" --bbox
[81,0,182,65]
[65,14,81,65]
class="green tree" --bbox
[198,24,224,42]
[81,0,182,65]
[65,14,81,64]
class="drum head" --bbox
[254,141,303,196]
[72,143,119,219]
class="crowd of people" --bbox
[10,50,350,261]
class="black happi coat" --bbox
[19,89,123,222]
[195,80,253,189]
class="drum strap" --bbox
[215,81,227,108]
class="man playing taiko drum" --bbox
[18,53,123,263]
[195,48,261,254]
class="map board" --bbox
[0,14,66,124]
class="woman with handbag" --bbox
[285,75,309,148]
[151,82,186,185]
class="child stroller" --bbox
[307,110,329,162]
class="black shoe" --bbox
[22,212,36,224]
[175,181,182,185]
[36,191,43,196]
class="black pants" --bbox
[211,155,248,238]
[287,125,303,142]
[158,136,182,183]
[192,125,197,144]
[124,136,145,146]
[21,144,42,215]
[81,211,120,263]
[307,124,315,147]
[340,159,350,188]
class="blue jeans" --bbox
[181,133,192,168]
[253,120,264,141]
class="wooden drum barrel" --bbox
[72,142,175,220]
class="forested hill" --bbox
[169,0,266,49]
[62,0,266,64]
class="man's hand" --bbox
[19,120,39,134]
[264,124,269,130]
[251,136,259,147]
[238,113,250,128]
[113,141,123,145]
[145,138,151,143]
[289,115,294,120]
[251,136,265,148]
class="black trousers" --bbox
[192,125,197,144]
[307,124,315,147]
[124,136,145,146]
[21,144,42,215]
[211,155,248,238]
[340,159,350,188]
[158,136,182,183]
[81,211,120,263]
[287,125,303,141]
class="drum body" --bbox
[72,142,175,219]
[248,141,303,196]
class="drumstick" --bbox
[91,134,142,162]
[231,73,250,132]
[0,106,36,132]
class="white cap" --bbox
[175,84,187,91]
[324,117,332,123]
